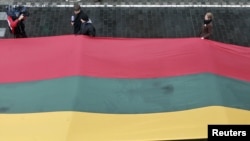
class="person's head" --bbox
[204,12,213,20]
[6,5,29,20]
[73,3,81,14]
[80,14,89,23]
[6,5,30,20]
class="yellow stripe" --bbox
[0,106,250,141]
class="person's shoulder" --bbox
[80,11,89,20]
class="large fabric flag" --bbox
[0,35,250,141]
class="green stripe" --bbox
[0,73,250,114]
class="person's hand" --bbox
[71,22,74,25]
[80,19,86,23]
[201,37,204,39]
[18,14,24,21]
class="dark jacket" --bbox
[200,22,213,39]
[78,22,96,37]
[73,10,89,34]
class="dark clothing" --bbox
[72,10,89,34]
[6,15,27,38]
[200,22,213,39]
[13,21,27,38]
[78,22,96,37]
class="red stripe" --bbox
[0,35,250,83]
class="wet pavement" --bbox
[0,1,250,47]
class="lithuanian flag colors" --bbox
[0,35,250,141]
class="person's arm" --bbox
[6,15,24,32]
[71,15,74,26]
[7,16,18,32]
